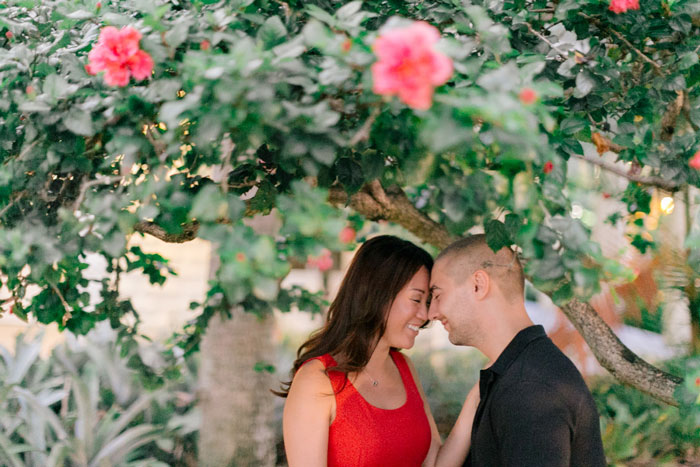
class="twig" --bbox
[144,125,169,162]
[608,28,664,75]
[571,152,679,191]
[0,191,27,219]
[349,107,381,146]
[72,175,123,211]
[49,281,73,326]
[578,12,665,76]
[274,0,292,20]
[524,21,573,61]
[18,140,39,159]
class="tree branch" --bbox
[349,107,381,146]
[571,152,679,191]
[134,220,200,243]
[329,180,453,248]
[335,179,682,405]
[562,299,682,405]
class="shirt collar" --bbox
[487,325,546,376]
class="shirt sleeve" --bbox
[490,381,573,467]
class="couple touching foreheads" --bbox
[279,235,606,467]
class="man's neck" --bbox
[480,313,534,365]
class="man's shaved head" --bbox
[436,234,524,301]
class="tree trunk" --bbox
[197,256,277,467]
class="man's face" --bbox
[428,258,480,346]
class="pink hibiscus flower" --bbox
[87,26,154,87]
[307,249,333,272]
[609,0,640,14]
[689,151,700,170]
[371,21,453,110]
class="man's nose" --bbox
[428,301,437,320]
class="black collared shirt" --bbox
[463,325,606,467]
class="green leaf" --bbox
[559,117,586,135]
[485,219,512,252]
[302,19,334,49]
[548,216,589,252]
[44,74,77,101]
[305,5,335,25]
[630,234,655,254]
[335,157,364,193]
[573,71,595,98]
[669,14,692,34]
[190,184,226,223]
[678,52,699,70]
[662,74,686,91]
[65,9,94,20]
[532,252,566,281]
[443,191,465,223]
[504,213,520,237]
[253,361,276,373]
[551,282,573,305]
[257,16,286,48]
[164,18,191,49]
[63,108,94,136]
[18,100,52,112]
[336,1,363,20]
[247,180,277,215]
[252,276,279,300]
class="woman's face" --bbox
[379,266,431,350]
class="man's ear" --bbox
[472,270,490,300]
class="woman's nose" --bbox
[416,302,429,320]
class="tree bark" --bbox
[561,299,682,405]
[329,181,684,406]
[198,254,277,467]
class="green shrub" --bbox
[0,328,198,467]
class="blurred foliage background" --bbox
[2,0,700,464]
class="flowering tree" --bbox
[2,0,700,460]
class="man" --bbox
[428,234,606,466]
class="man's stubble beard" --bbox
[448,318,480,347]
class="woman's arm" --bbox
[404,356,480,467]
[434,382,480,467]
[283,359,335,467]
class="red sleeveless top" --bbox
[311,351,431,467]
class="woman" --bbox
[279,235,479,467]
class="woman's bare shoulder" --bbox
[289,358,334,398]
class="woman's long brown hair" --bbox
[276,235,433,397]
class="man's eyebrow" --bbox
[429,285,441,292]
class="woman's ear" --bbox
[472,270,490,300]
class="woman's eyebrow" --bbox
[410,288,426,293]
